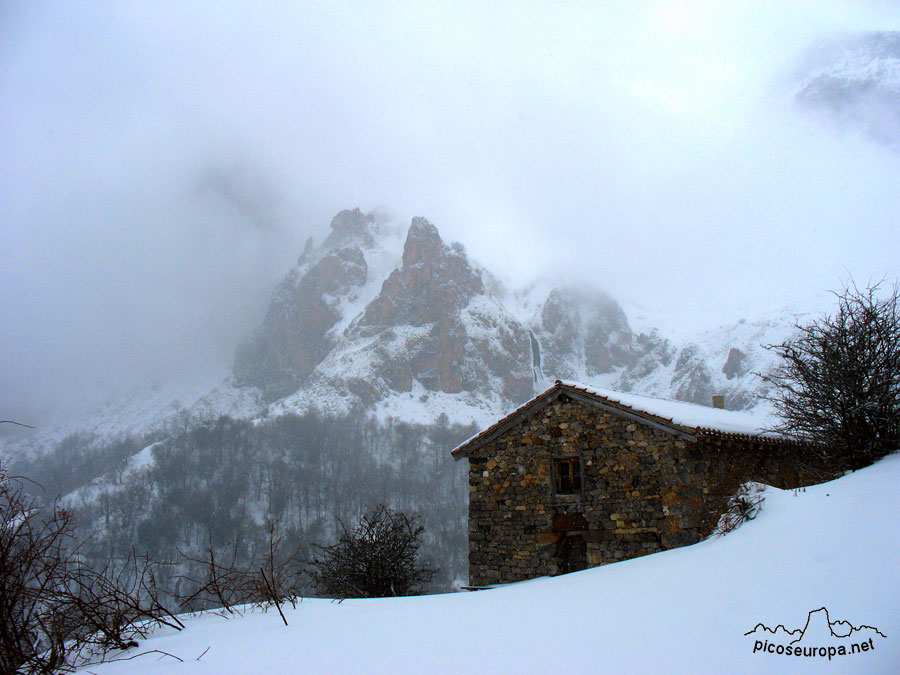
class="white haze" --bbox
[2,1,900,423]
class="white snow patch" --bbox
[327,224,406,338]
[125,441,161,472]
[187,380,265,424]
[264,380,356,420]
[369,379,508,429]
[77,453,900,674]
[563,380,778,436]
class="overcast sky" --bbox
[3,1,900,422]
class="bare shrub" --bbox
[175,518,303,625]
[247,519,304,625]
[0,466,181,673]
[714,482,766,536]
[176,541,248,616]
[762,280,900,469]
[309,504,436,599]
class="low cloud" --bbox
[2,1,900,421]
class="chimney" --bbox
[711,395,725,409]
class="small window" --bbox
[555,457,582,494]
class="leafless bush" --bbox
[66,549,184,656]
[714,483,765,536]
[176,541,248,616]
[309,504,436,599]
[0,466,181,673]
[762,280,900,469]
[175,518,303,625]
[248,519,304,625]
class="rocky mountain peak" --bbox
[323,208,376,249]
[312,217,531,403]
[233,239,368,400]
[402,217,444,267]
[360,219,484,327]
[227,208,782,416]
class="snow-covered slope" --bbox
[3,371,261,462]
[614,301,830,412]
[78,453,900,674]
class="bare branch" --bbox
[308,504,437,599]
[762,280,900,468]
[0,420,35,428]
[1,470,181,673]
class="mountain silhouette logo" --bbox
[745,607,885,660]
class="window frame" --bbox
[553,455,583,496]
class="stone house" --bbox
[452,380,844,586]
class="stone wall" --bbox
[465,393,843,586]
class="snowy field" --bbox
[81,454,900,674]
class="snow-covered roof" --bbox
[452,380,784,458]
[562,381,775,437]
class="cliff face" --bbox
[361,218,484,327]
[351,217,531,400]
[233,212,536,410]
[231,209,779,419]
[233,210,371,400]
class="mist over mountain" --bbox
[1,206,809,589]
[229,208,794,420]
[3,11,900,595]
[5,203,819,465]
[793,31,900,148]
[6,8,900,431]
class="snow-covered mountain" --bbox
[225,207,806,423]
[0,207,839,595]
[793,31,900,149]
[233,210,534,426]
[5,206,818,468]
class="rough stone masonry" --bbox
[453,382,846,586]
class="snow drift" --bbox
[80,453,900,674]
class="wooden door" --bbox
[559,534,587,574]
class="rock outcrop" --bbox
[360,218,484,327]
[233,217,372,400]
[232,208,780,416]
[322,208,376,248]
[346,217,532,402]
[533,288,638,380]
[722,347,749,380]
